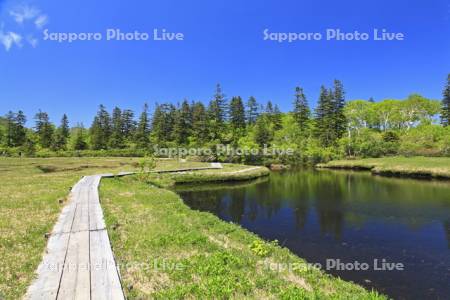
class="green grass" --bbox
[317,156,450,179]
[101,176,385,299]
[146,164,270,188]
[0,157,220,299]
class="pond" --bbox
[175,169,450,299]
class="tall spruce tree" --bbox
[5,111,15,147]
[254,114,272,147]
[166,104,177,141]
[151,103,176,145]
[209,84,227,123]
[122,109,136,139]
[73,123,88,150]
[34,110,54,148]
[191,101,209,144]
[208,84,227,140]
[246,96,259,125]
[5,110,27,147]
[173,100,192,145]
[135,103,150,149]
[293,87,310,131]
[272,104,283,130]
[265,101,274,115]
[89,105,111,150]
[52,114,70,150]
[15,111,27,146]
[314,86,334,146]
[332,79,346,139]
[151,104,165,144]
[90,117,103,150]
[230,96,246,130]
[110,107,125,148]
[441,74,450,126]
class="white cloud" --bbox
[9,5,40,24]
[0,5,48,50]
[27,35,38,47]
[0,30,22,51]
[34,14,48,29]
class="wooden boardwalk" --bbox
[25,175,124,300]
[25,164,224,299]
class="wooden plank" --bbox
[52,200,77,235]
[52,177,84,235]
[25,179,86,299]
[25,232,70,299]
[57,230,90,300]
[90,229,125,300]
[89,176,106,231]
[71,203,89,233]
[71,177,91,233]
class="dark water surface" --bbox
[175,169,450,299]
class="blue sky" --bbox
[0,0,449,126]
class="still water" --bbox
[176,169,450,299]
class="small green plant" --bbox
[137,155,156,182]
[250,240,270,257]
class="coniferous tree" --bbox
[135,103,150,149]
[151,103,176,145]
[89,105,111,150]
[52,114,70,150]
[15,110,27,146]
[230,96,246,130]
[5,111,27,147]
[73,123,88,150]
[191,101,209,144]
[208,84,227,140]
[332,79,346,139]
[34,110,54,148]
[314,86,334,146]
[122,109,136,139]
[265,101,274,115]
[272,104,283,131]
[246,96,259,125]
[151,104,165,144]
[90,116,103,150]
[60,114,70,139]
[98,104,112,140]
[254,115,272,147]
[442,74,450,126]
[165,104,177,141]
[5,111,15,147]
[110,107,125,148]
[209,84,227,123]
[173,100,192,145]
[293,87,310,131]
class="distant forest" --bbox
[1,75,450,164]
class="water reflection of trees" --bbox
[445,221,450,249]
[181,170,450,241]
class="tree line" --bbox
[1,75,449,163]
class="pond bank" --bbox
[317,156,450,180]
